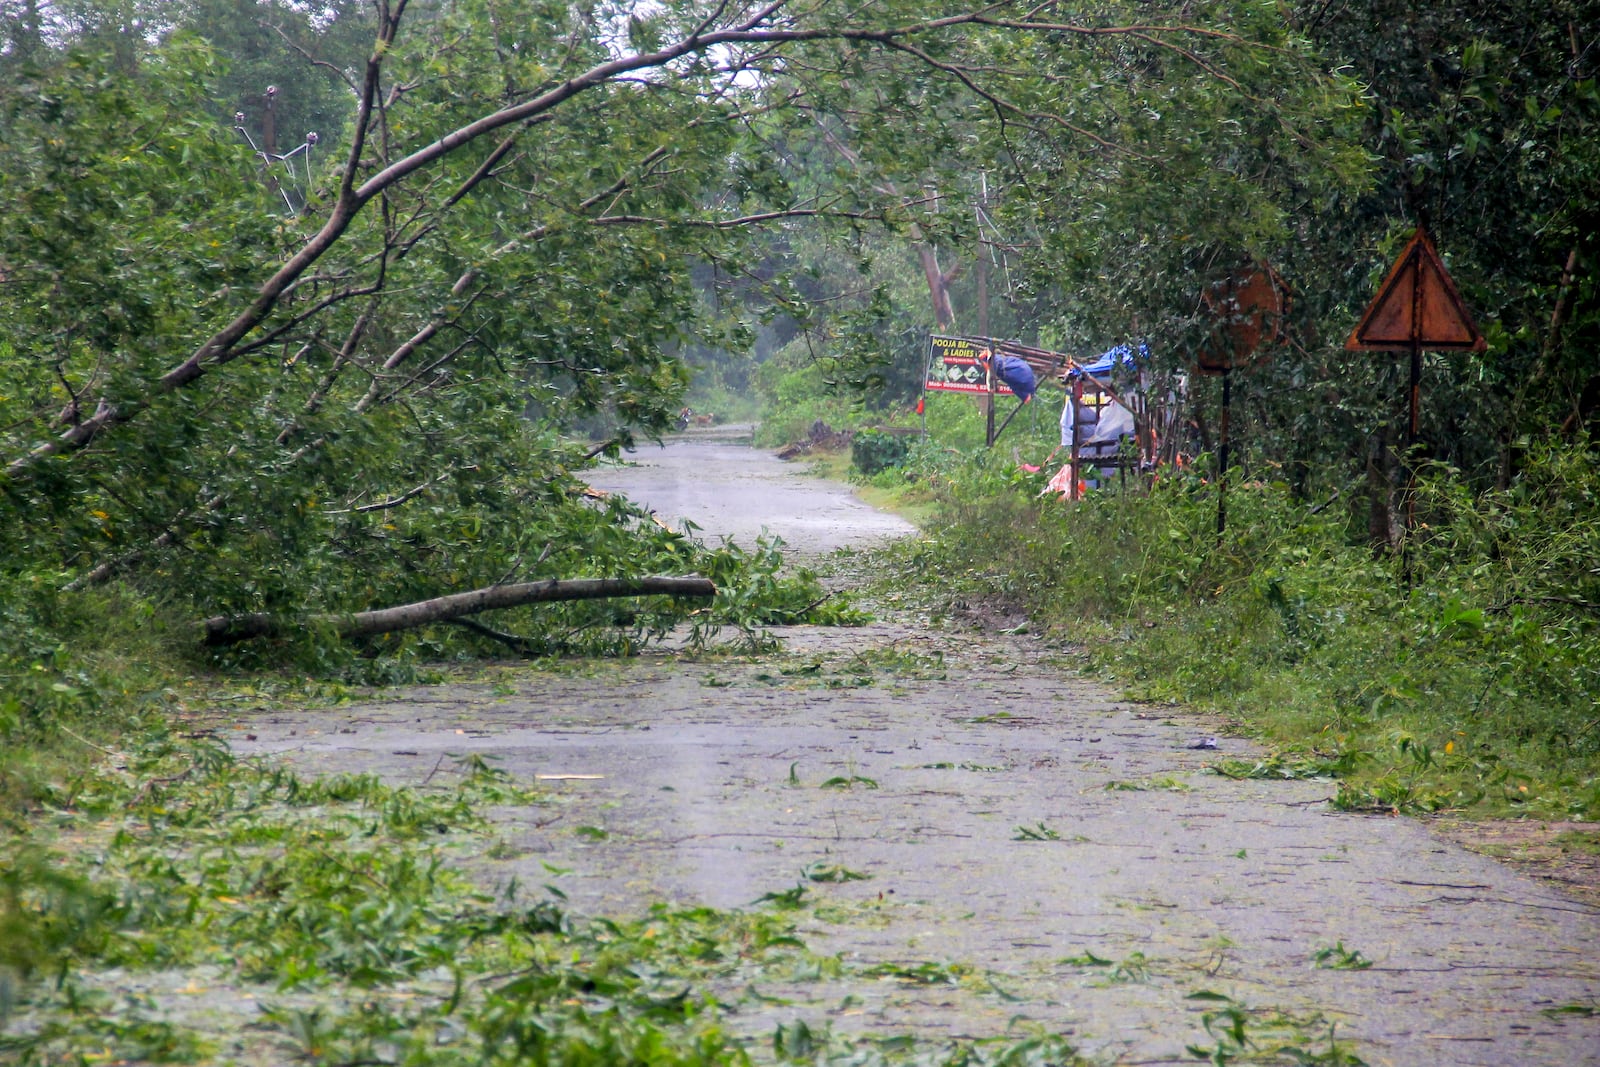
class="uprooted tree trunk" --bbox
[201,576,717,647]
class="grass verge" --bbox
[861,441,1600,825]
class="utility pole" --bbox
[978,174,994,447]
[977,173,990,342]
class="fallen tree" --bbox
[201,576,717,647]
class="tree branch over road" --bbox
[2,1,1291,479]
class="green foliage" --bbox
[2,741,1096,1064]
[802,863,870,883]
[680,361,763,426]
[1184,992,1366,1066]
[1311,942,1374,971]
[691,536,870,637]
[851,431,913,476]
[0,2,885,685]
[0,0,1390,736]
[894,436,1600,819]
[980,2,1373,357]
[1299,0,1600,457]
[1013,823,1060,841]
[0,576,194,823]
[185,0,373,162]
[752,343,867,448]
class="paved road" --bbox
[586,423,916,556]
[237,429,1600,1066]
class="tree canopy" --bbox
[0,0,1593,662]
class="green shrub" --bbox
[851,431,912,475]
[751,348,863,447]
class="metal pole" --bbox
[1217,367,1232,537]
[1403,240,1423,581]
[992,397,1027,444]
[1407,239,1423,456]
[1070,377,1083,500]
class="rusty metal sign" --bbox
[1345,230,1485,352]
[1193,262,1289,536]
[1196,262,1291,376]
[1346,229,1485,573]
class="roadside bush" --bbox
[0,579,187,825]
[751,349,863,447]
[917,390,1063,456]
[851,431,912,476]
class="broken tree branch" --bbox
[201,575,717,646]
[447,616,541,655]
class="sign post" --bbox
[1195,263,1291,537]
[925,335,1080,449]
[985,351,998,447]
[1345,229,1486,559]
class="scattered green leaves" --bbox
[1311,942,1374,970]
[819,775,879,790]
[1012,822,1060,841]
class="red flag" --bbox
[915,396,925,415]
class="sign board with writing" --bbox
[925,335,993,394]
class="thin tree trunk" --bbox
[916,243,957,330]
[202,576,716,646]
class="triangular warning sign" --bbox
[1346,230,1485,352]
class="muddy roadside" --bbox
[204,425,1600,1066]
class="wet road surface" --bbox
[231,427,1600,1066]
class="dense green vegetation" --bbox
[1,0,1596,1055]
[0,0,1393,786]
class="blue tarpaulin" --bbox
[1067,342,1149,378]
[991,353,1037,400]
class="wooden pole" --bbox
[977,176,993,448]
[918,338,932,438]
